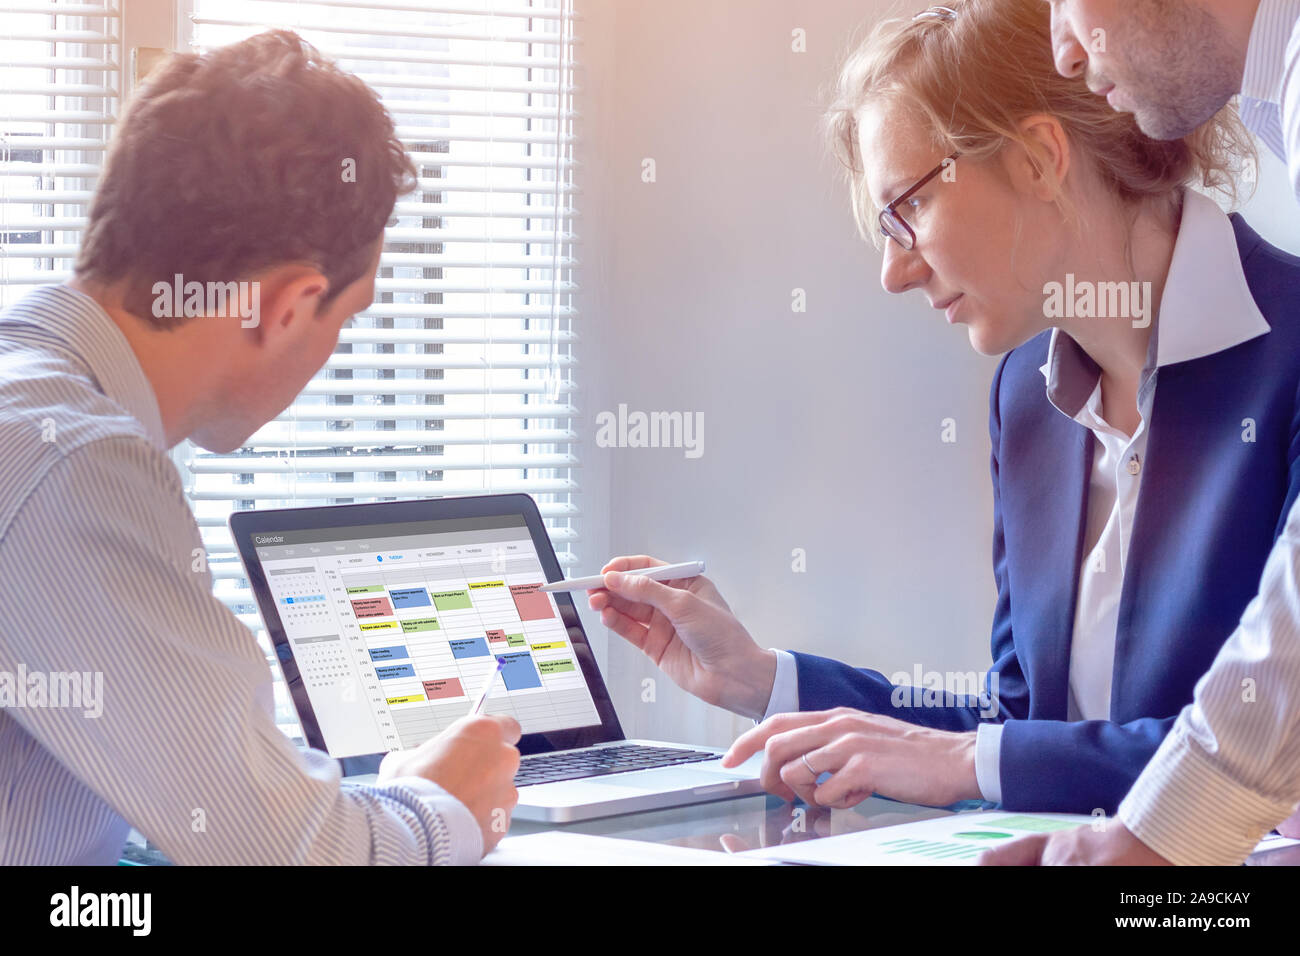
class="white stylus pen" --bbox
[537,560,705,592]
[469,657,505,715]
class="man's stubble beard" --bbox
[1118,0,1242,140]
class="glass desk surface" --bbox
[509,794,975,856]
[506,793,1300,865]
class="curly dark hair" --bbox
[76,29,417,326]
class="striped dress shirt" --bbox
[1115,0,1300,865]
[0,284,482,864]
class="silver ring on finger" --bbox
[801,753,818,779]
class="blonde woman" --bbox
[588,0,1300,817]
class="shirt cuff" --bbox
[376,776,484,865]
[760,649,799,722]
[974,722,1004,805]
[1117,721,1299,866]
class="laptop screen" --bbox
[249,513,604,759]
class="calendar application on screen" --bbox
[252,517,600,758]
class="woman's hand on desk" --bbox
[586,554,777,720]
[720,708,981,809]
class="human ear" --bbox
[1004,113,1071,202]
[246,265,329,343]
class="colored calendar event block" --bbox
[385,694,424,706]
[449,637,491,660]
[538,659,575,675]
[399,617,440,633]
[422,678,465,701]
[350,596,394,618]
[390,587,432,609]
[368,645,408,661]
[432,589,473,611]
[498,651,542,690]
[375,663,416,680]
[509,583,554,621]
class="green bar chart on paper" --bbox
[879,838,984,861]
[736,811,1100,865]
[995,815,1087,832]
[873,813,1095,864]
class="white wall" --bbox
[1238,147,1300,253]
[576,0,997,747]
[573,0,1300,749]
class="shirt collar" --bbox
[3,284,168,450]
[1242,0,1300,106]
[1039,189,1271,419]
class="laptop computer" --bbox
[230,493,764,823]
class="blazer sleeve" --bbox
[788,354,1031,732]
[998,716,1177,813]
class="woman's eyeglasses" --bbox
[879,153,960,251]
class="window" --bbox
[186,1,580,736]
[0,1,121,307]
[1,1,578,741]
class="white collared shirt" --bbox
[0,285,482,864]
[762,190,1271,809]
[1117,0,1300,865]
[1058,372,1149,724]
[1240,0,1300,201]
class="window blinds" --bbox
[0,1,120,308]
[185,0,581,643]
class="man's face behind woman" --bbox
[1046,0,1242,139]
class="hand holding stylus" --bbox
[584,554,777,721]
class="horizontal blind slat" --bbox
[0,2,119,14]
[195,503,580,529]
[1,29,118,44]
[190,0,570,22]
[260,403,578,422]
[319,353,576,370]
[242,428,577,446]
[191,15,576,46]
[189,452,578,473]
[0,57,117,70]
[337,329,577,344]
[188,479,578,500]
[296,381,575,396]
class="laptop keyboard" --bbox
[515,744,720,787]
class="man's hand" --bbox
[978,821,1172,865]
[587,554,777,719]
[721,707,981,808]
[377,713,522,855]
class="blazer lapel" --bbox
[1015,410,1092,719]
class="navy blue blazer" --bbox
[792,214,1300,813]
